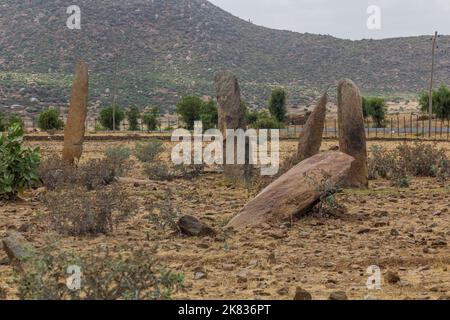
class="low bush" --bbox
[44,186,137,236]
[0,124,40,198]
[14,237,184,300]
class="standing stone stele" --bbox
[337,79,368,188]
[297,93,327,161]
[62,60,89,164]
[215,71,251,182]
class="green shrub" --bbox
[419,85,450,119]
[363,97,387,127]
[142,107,159,132]
[105,145,131,163]
[0,124,40,198]
[127,106,140,131]
[100,106,125,130]
[37,108,64,131]
[135,140,164,163]
[268,88,287,122]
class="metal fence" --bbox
[13,113,450,141]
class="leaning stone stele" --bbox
[337,79,368,188]
[297,93,327,161]
[62,60,89,164]
[214,71,251,182]
[226,151,355,230]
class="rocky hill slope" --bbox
[0,0,449,114]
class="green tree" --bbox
[127,106,140,131]
[363,97,387,127]
[142,107,159,132]
[419,85,450,119]
[268,88,287,123]
[37,107,64,131]
[176,96,202,130]
[100,106,125,131]
[199,100,218,130]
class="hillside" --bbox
[0,0,449,115]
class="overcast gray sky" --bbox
[209,0,450,40]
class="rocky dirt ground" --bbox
[0,139,449,300]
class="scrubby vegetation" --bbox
[44,186,137,236]
[127,106,140,131]
[0,124,40,198]
[269,88,287,123]
[37,107,64,131]
[419,85,450,119]
[0,113,24,132]
[142,107,160,132]
[176,96,218,130]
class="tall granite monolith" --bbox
[337,79,368,188]
[215,71,251,182]
[62,60,89,164]
[297,93,327,161]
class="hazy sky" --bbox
[209,0,450,40]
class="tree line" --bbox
[1,85,450,132]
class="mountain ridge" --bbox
[0,0,449,115]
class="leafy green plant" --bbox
[0,124,40,198]
[44,186,137,236]
[37,107,64,131]
[105,146,131,175]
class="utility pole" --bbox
[428,31,438,137]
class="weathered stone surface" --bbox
[214,71,251,181]
[178,216,216,237]
[293,287,312,300]
[337,79,368,187]
[62,60,89,164]
[297,93,327,161]
[226,151,355,230]
[2,231,30,266]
